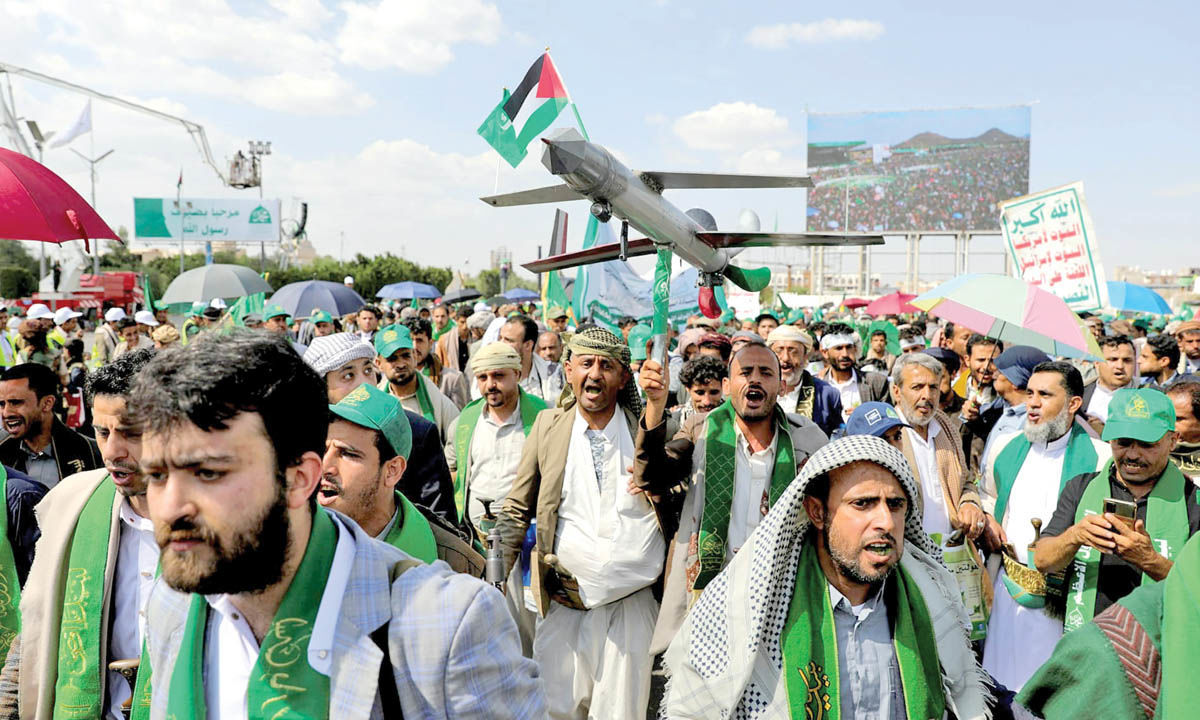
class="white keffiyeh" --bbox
[662,435,991,720]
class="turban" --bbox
[1177,320,1200,336]
[303,333,376,377]
[470,342,522,375]
[676,328,705,358]
[151,325,180,345]
[765,325,813,348]
[562,326,642,414]
[467,310,495,331]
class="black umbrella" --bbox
[443,287,482,304]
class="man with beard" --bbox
[634,343,826,658]
[768,325,843,437]
[0,350,158,719]
[1167,380,1200,479]
[134,331,543,718]
[1083,335,1138,434]
[960,334,1005,473]
[980,346,1050,470]
[1033,387,1198,632]
[495,327,661,718]
[376,324,461,447]
[321,383,482,576]
[496,316,565,405]
[1174,320,1200,375]
[663,436,989,719]
[817,322,889,422]
[980,362,1111,691]
[1141,333,1181,390]
[899,325,927,354]
[400,317,470,409]
[444,343,546,655]
[889,352,986,545]
[0,364,102,489]
[303,333,457,524]
[436,306,474,376]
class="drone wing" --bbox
[637,172,813,190]
[522,239,656,273]
[695,231,885,248]
[480,184,585,207]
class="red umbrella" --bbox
[842,297,870,309]
[0,147,120,251]
[866,291,919,316]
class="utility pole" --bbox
[70,148,114,275]
[248,140,271,272]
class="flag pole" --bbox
[177,170,184,275]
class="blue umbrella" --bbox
[1106,281,1172,315]
[267,280,366,318]
[503,287,539,301]
[376,281,441,300]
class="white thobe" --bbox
[203,515,356,720]
[538,410,664,720]
[106,501,159,720]
[728,427,777,556]
[464,404,525,530]
[982,430,1070,691]
[830,371,863,421]
[898,410,952,544]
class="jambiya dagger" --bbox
[481,127,883,318]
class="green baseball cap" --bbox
[627,323,652,361]
[263,304,291,321]
[310,310,333,324]
[374,324,413,359]
[329,383,412,459]
[547,306,568,319]
[1102,388,1176,444]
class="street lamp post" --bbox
[248,140,271,272]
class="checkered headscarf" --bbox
[561,326,643,414]
[662,435,988,720]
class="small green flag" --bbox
[477,89,526,168]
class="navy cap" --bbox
[993,346,1051,390]
[845,402,911,439]
[921,347,960,376]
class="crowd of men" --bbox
[0,293,1196,718]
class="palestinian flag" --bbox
[478,52,577,168]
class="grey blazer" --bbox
[144,513,546,719]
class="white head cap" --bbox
[27,303,54,321]
[473,302,490,313]
[208,297,228,310]
[134,310,160,327]
[6,317,20,331]
[54,307,82,326]
[104,307,127,323]
[343,276,354,285]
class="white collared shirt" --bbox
[897,410,951,544]
[466,402,526,530]
[728,426,778,557]
[554,409,665,608]
[203,513,356,720]
[106,500,159,720]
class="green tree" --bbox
[0,243,38,276]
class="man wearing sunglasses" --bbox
[1031,387,1198,633]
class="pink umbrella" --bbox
[0,147,120,251]
[865,291,919,316]
[842,297,869,309]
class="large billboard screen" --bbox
[806,106,1031,233]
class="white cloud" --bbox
[746,19,885,49]
[336,0,502,73]
[673,102,794,152]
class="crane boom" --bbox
[0,61,228,183]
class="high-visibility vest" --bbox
[0,336,14,368]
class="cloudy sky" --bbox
[1,0,1196,281]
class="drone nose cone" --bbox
[540,138,587,175]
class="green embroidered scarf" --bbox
[782,542,945,720]
[0,465,19,664]
[694,400,795,591]
[453,390,545,523]
[51,478,116,718]
[167,510,338,719]
[993,422,1099,526]
[1162,533,1200,718]
[383,490,437,563]
[1063,460,1190,633]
